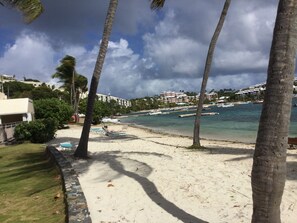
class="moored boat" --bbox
[217,103,234,108]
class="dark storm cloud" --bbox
[0,0,155,46]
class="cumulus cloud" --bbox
[0,32,56,80]
[207,73,267,91]
[143,10,206,79]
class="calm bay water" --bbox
[120,102,297,143]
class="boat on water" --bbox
[253,100,264,104]
[178,112,219,118]
[235,101,251,105]
[149,111,162,115]
[217,103,234,108]
[102,117,120,123]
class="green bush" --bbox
[13,122,31,141]
[14,118,58,143]
[34,98,73,126]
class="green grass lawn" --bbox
[0,143,65,223]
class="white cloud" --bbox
[0,32,56,80]
[215,50,268,72]
[207,73,267,91]
[143,10,206,78]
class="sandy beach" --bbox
[49,124,297,223]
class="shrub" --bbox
[14,118,58,143]
[14,122,31,141]
[34,98,73,126]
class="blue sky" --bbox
[0,0,279,99]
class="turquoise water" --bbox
[120,103,297,143]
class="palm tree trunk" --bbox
[72,70,77,113]
[193,0,231,146]
[251,1,297,222]
[74,0,118,158]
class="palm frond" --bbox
[150,0,165,10]
[1,0,44,23]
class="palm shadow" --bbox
[48,133,138,149]
[186,146,297,181]
[82,151,208,223]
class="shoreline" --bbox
[116,121,256,145]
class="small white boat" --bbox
[217,103,234,108]
[102,118,120,123]
[149,111,162,115]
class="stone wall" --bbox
[46,146,92,223]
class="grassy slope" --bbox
[0,143,65,223]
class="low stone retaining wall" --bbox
[46,146,92,223]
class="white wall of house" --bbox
[0,98,35,125]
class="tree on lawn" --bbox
[74,0,118,158]
[251,0,297,222]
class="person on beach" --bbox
[102,125,110,136]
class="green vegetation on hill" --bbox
[0,143,65,223]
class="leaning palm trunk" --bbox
[74,0,118,158]
[251,0,297,222]
[193,0,231,146]
[72,70,79,117]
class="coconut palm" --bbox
[193,0,231,147]
[150,0,231,147]
[52,55,77,108]
[251,0,297,222]
[150,0,165,9]
[74,74,88,114]
[52,55,88,115]
[74,0,118,158]
[0,0,43,23]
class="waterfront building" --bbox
[160,91,218,104]
[160,91,191,104]
[96,93,131,107]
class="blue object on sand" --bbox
[60,142,73,148]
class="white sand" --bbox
[50,124,297,223]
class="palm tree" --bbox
[251,0,297,222]
[52,55,88,116]
[52,55,77,108]
[150,0,231,147]
[74,0,118,158]
[193,0,231,147]
[150,0,165,9]
[0,0,43,23]
[74,74,88,115]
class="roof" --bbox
[0,98,34,116]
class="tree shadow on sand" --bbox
[48,133,139,148]
[186,146,297,181]
[73,150,208,223]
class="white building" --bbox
[96,93,131,107]
[0,97,35,143]
[0,98,35,125]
